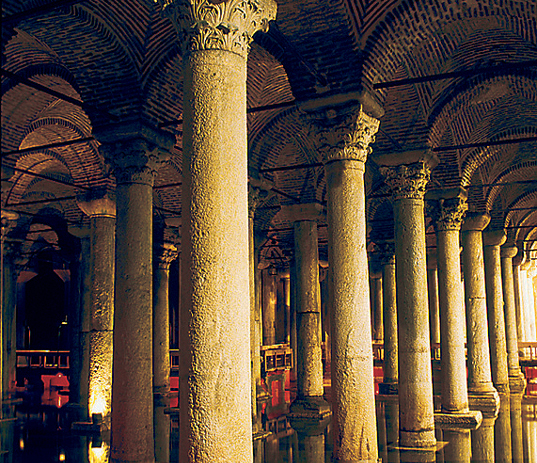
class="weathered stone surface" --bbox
[434,410,482,429]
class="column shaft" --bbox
[483,232,509,394]
[326,158,377,461]
[382,253,398,390]
[394,196,435,447]
[437,227,469,413]
[181,49,253,462]
[293,220,324,399]
[461,216,499,419]
[112,180,155,463]
[501,246,525,392]
[88,215,115,425]
[427,266,441,345]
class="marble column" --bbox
[153,242,178,396]
[371,273,384,342]
[510,390,524,463]
[432,194,481,427]
[97,132,171,463]
[160,2,277,462]
[461,213,499,416]
[248,181,271,435]
[308,104,379,461]
[262,268,277,346]
[380,159,436,449]
[512,250,526,342]
[153,242,177,463]
[1,212,20,408]
[494,392,512,462]
[77,192,116,428]
[290,217,329,419]
[426,253,441,345]
[379,242,398,394]
[501,245,526,394]
[483,230,510,394]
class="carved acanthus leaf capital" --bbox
[155,243,179,269]
[100,138,170,186]
[248,183,273,218]
[430,196,468,232]
[380,161,431,200]
[159,0,277,58]
[374,241,396,265]
[306,106,380,164]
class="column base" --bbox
[378,382,398,395]
[288,396,331,421]
[468,389,500,418]
[434,410,482,430]
[508,373,526,395]
[400,430,436,450]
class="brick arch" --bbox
[485,161,537,212]
[428,73,537,147]
[362,0,535,101]
[461,126,537,188]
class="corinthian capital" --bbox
[159,0,277,58]
[380,161,431,200]
[430,196,468,232]
[306,105,380,164]
[155,242,179,269]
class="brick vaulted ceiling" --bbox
[2,0,536,266]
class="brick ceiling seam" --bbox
[486,163,537,213]
[362,0,536,100]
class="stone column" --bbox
[153,242,178,396]
[77,192,116,429]
[308,104,380,462]
[501,245,526,394]
[494,392,512,462]
[262,268,277,345]
[153,242,177,463]
[432,194,481,427]
[159,2,277,462]
[289,215,329,419]
[380,158,436,449]
[513,252,527,344]
[483,230,510,394]
[371,273,383,342]
[379,242,398,394]
[248,180,271,435]
[97,132,171,463]
[461,214,499,416]
[1,212,20,408]
[426,252,441,345]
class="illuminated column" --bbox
[483,230,510,394]
[513,250,525,342]
[1,212,20,407]
[262,268,277,345]
[460,213,499,433]
[501,245,526,394]
[432,194,481,427]
[289,208,329,419]
[153,242,178,396]
[309,104,379,462]
[77,192,116,428]
[379,242,398,394]
[248,180,271,434]
[97,131,171,463]
[427,252,441,345]
[159,2,277,462]
[371,272,383,342]
[380,158,437,450]
[153,241,177,463]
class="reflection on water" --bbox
[2,385,537,462]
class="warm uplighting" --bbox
[89,440,110,463]
[59,450,66,461]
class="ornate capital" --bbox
[248,184,272,218]
[159,0,277,58]
[380,161,431,200]
[77,188,116,218]
[306,105,380,164]
[375,241,395,265]
[430,196,468,232]
[154,242,179,269]
[100,138,170,186]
